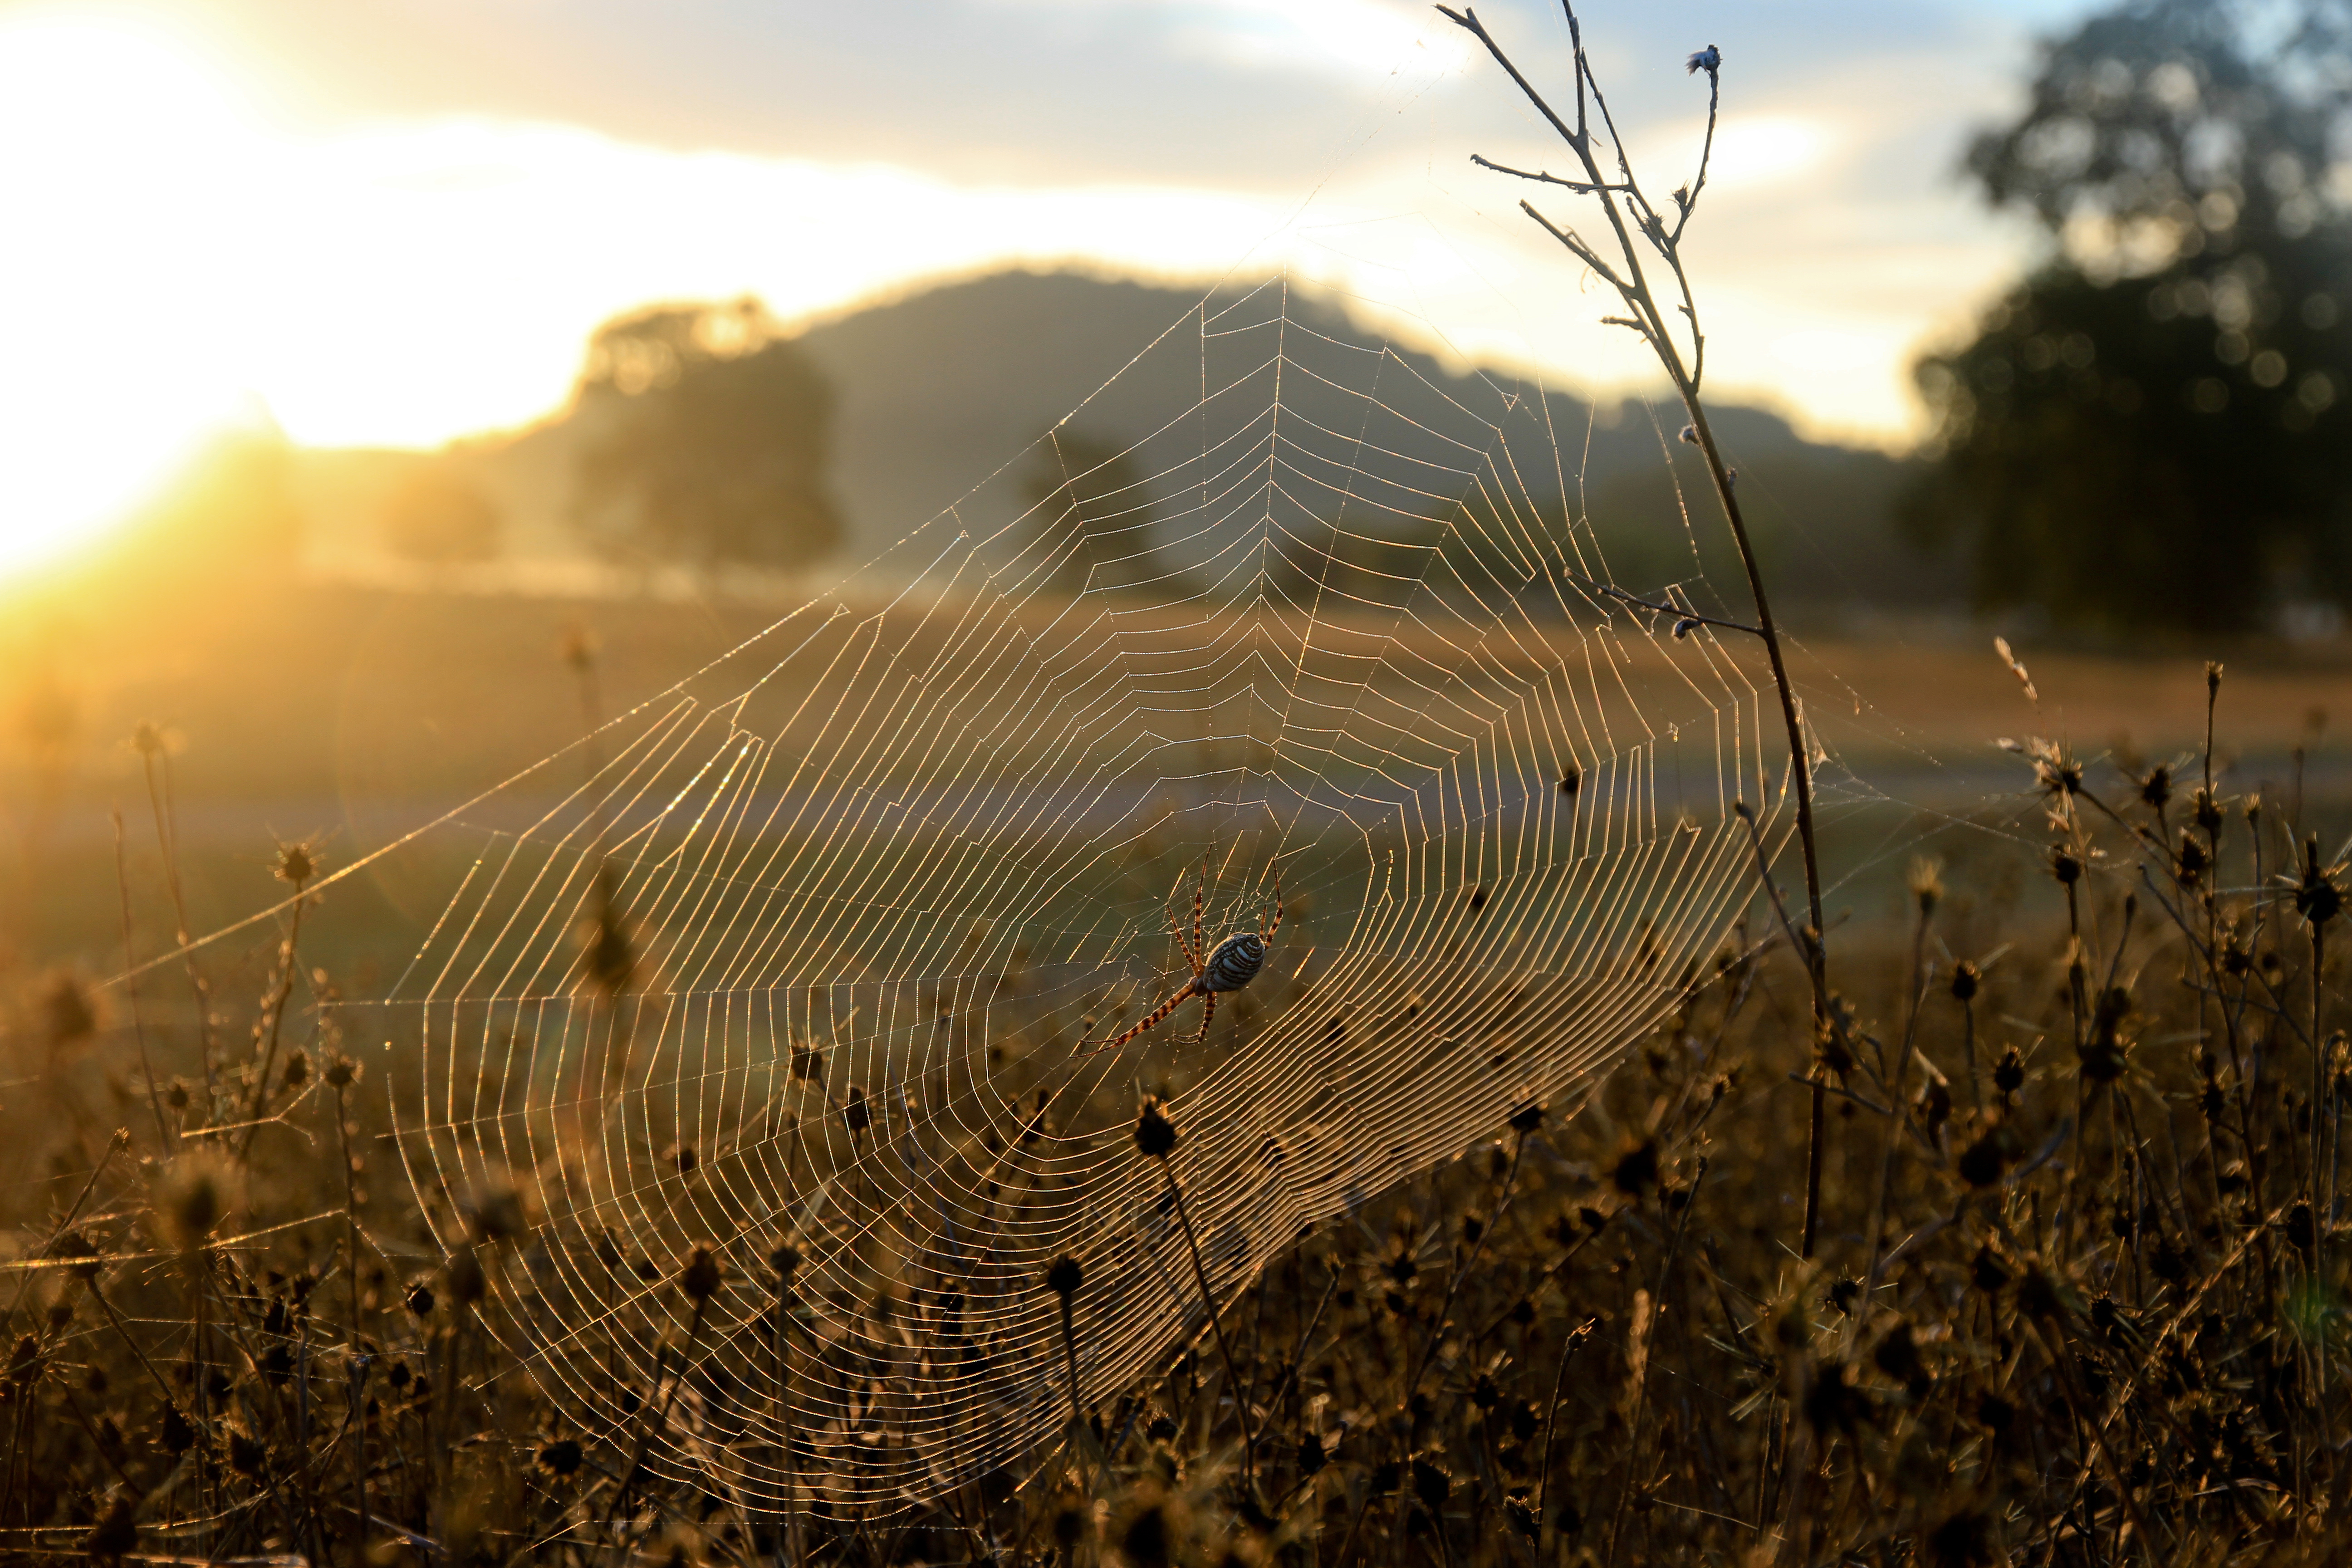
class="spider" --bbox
[1083,863,1282,1055]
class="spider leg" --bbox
[1081,979,1197,1058]
[1191,859,1207,976]
[1262,874,1283,942]
[1193,988,1218,1044]
[1170,907,1199,971]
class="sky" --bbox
[0,0,2103,578]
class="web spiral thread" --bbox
[396,279,1794,1513]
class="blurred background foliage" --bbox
[1908,0,2352,634]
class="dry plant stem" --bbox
[1404,1128,1528,1400]
[88,1279,175,1404]
[114,810,173,1149]
[1441,3,1830,1255]
[1862,904,1935,1315]
[144,746,220,1106]
[1604,1159,1704,1568]
[1156,1159,1258,1495]
[240,881,310,1156]
[1535,1318,1595,1544]
[606,1294,708,1530]
[2312,912,2329,1400]
[329,1077,369,1560]
[774,1274,801,1567]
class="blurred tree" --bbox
[1019,431,1161,593]
[1908,0,2352,633]
[573,299,843,572]
[381,462,501,566]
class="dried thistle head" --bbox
[559,625,598,676]
[578,870,636,997]
[678,1243,724,1304]
[1907,857,1944,918]
[152,1152,238,1254]
[1133,1098,1178,1159]
[462,1171,533,1246]
[2293,833,2344,927]
[41,972,95,1047]
[446,1244,487,1307]
[273,840,316,886]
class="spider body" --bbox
[1199,931,1265,992]
[1083,864,1281,1055]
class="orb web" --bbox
[394,277,1797,1512]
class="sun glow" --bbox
[0,4,2008,585]
[0,10,274,578]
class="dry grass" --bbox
[0,612,2342,1564]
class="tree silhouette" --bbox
[573,300,843,573]
[1908,0,2352,632]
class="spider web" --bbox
[392,275,1801,1513]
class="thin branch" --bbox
[1469,153,1630,194]
[1437,7,1586,152]
[1597,584,1764,638]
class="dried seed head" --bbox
[2206,660,2224,696]
[1993,1045,2024,1095]
[279,1048,309,1091]
[42,972,95,1046]
[1411,1454,1453,1513]
[1908,857,1944,917]
[843,1086,870,1134]
[404,1279,436,1318]
[1052,1508,1086,1550]
[2296,834,2343,927]
[536,1438,583,1476]
[559,625,598,674]
[2048,846,2082,886]
[1609,1137,1659,1195]
[1558,764,1581,797]
[2193,787,2223,838]
[1119,1502,1173,1568]
[1134,1099,1178,1159]
[1950,960,1980,1003]
[446,1245,487,1307]
[678,1243,724,1303]
[464,1174,531,1246]
[1508,1100,1545,1135]
[578,871,636,997]
[769,1240,802,1282]
[2176,829,2210,886]
[2139,763,2172,811]
[273,841,315,886]
[1045,1254,1083,1299]
[153,1152,237,1254]
[48,1230,102,1282]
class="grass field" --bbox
[0,560,2347,1564]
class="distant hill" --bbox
[298,267,1946,617]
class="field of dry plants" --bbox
[0,626,2344,1566]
